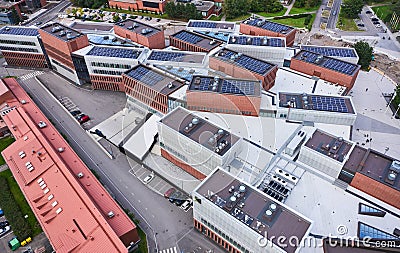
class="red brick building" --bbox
[109,0,167,13]
[0,78,140,252]
[123,64,185,114]
[0,26,49,68]
[209,48,278,91]
[186,75,262,116]
[39,23,89,84]
[290,50,361,92]
[113,19,165,49]
[240,18,296,46]
[169,30,222,53]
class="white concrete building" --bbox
[158,107,243,179]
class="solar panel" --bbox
[216,49,273,75]
[188,21,217,28]
[0,27,39,36]
[87,46,140,59]
[127,66,164,86]
[174,31,203,44]
[310,96,350,113]
[229,36,284,47]
[221,80,255,95]
[302,46,356,58]
[247,19,292,33]
[298,51,357,75]
[148,51,185,62]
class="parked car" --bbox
[70,110,81,116]
[34,21,42,25]
[357,23,365,27]
[371,17,379,22]
[181,198,193,211]
[169,191,183,203]
[79,115,90,124]
[143,173,154,184]
[174,196,186,206]
[164,187,176,198]
[0,221,9,228]
[75,113,85,120]
[156,18,161,22]
[366,10,372,14]
[373,21,380,25]
[0,208,4,217]
[0,226,10,238]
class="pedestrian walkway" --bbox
[19,71,44,81]
[159,246,178,253]
[284,0,296,16]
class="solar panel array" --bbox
[221,80,255,96]
[148,51,185,62]
[302,46,356,58]
[311,96,349,113]
[87,46,140,59]
[229,36,284,47]
[322,58,357,75]
[216,50,273,75]
[127,66,164,86]
[298,51,357,75]
[174,31,203,44]
[188,21,217,28]
[198,78,212,91]
[156,65,194,81]
[247,19,292,33]
[0,27,39,36]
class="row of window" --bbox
[51,59,74,74]
[161,142,188,162]
[0,39,36,46]
[188,105,254,116]
[200,218,250,253]
[90,61,131,69]
[0,46,38,53]
[93,69,123,76]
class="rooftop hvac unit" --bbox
[5,27,10,31]
[209,40,216,45]
[178,67,184,72]
[21,100,26,104]
[59,31,66,37]
[189,69,195,74]
[246,37,252,44]
[166,65,173,70]
[107,211,115,218]
[103,35,109,40]
[58,147,65,153]
[77,172,84,178]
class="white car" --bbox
[180,198,193,211]
[143,173,155,184]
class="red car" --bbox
[79,115,90,124]
[164,188,176,198]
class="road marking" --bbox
[131,192,135,196]
[159,247,178,253]
[125,185,128,189]
[19,71,44,81]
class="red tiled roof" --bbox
[0,78,138,252]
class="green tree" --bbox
[341,0,364,18]
[353,41,373,69]
[11,7,21,24]
[128,6,132,12]
[113,14,120,22]
[264,0,284,13]
[165,1,177,17]
[223,0,249,19]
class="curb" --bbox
[33,76,114,159]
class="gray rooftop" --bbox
[228,35,285,47]
[160,107,240,156]
[40,23,85,42]
[243,18,294,34]
[279,92,355,114]
[196,168,312,253]
[115,19,161,37]
[170,30,222,51]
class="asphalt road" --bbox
[25,0,72,25]
[1,67,223,253]
[327,0,342,29]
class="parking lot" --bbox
[59,97,92,129]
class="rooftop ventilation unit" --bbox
[257,20,265,27]
[167,82,175,89]
[59,31,66,37]
[141,28,153,35]
[246,37,252,44]
[127,26,133,30]
[132,22,139,28]
[5,27,10,31]
[66,33,76,40]
[230,36,236,43]
[209,40,216,45]
[58,147,65,153]
[189,69,195,74]
[275,168,299,185]
[51,26,62,33]
[262,37,268,45]
[315,55,323,64]
[21,100,26,104]
[205,30,210,34]
[77,172,84,178]
[38,121,47,129]
[178,67,184,72]
[194,77,201,84]
[107,211,115,218]
[166,65,173,70]
[103,35,109,40]
[112,37,118,42]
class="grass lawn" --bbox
[372,5,393,21]
[0,169,42,236]
[337,12,362,31]
[289,5,320,15]
[208,15,222,21]
[273,14,315,29]
[0,136,15,165]
[226,13,251,22]
[133,227,148,253]
[366,0,395,5]
[256,9,287,18]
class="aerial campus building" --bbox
[158,107,242,179]
[290,50,361,91]
[298,45,359,64]
[169,30,223,53]
[209,48,278,91]
[186,75,262,116]
[108,0,168,14]
[192,168,312,253]
[113,19,165,49]
[39,23,90,84]
[0,26,49,68]
[240,17,296,46]
[0,78,140,252]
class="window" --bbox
[358,222,398,240]
[0,39,35,46]
[358,203,386,217]
[0,46,38,52]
